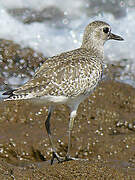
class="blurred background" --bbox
[0,2,135,175]
[0,0,134,95]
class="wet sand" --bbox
[0,40,135,179]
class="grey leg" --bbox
[66,106,88,162]
[66,107,77,159]
[45,106,55,152]
[45,106,64,164]
[66,116,75,159]
[45,105,88,164]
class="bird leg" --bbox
[65,108,88,162]
[66,116,75,159]
[45,106,64,164]
[45,107,55,151]
[45,106,88,164]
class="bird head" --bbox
[82,21,124,50]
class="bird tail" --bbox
[2,89,16,100]
[2,89,33,101]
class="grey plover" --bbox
[3,21,124,164]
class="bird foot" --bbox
[51,152,88,165]
[65,155,88,162]
[51,151,65,165]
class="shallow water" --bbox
[0,1,133,56]
[0,0,134,87]
[0,0,131,58]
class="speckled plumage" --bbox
[7,48,103,99]
[3,21,124,164]
[4,21,109,103]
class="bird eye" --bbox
[103,27,110,33]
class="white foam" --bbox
[0,1,134,62]
[0,0,84,15]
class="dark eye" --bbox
[103,27,110,33]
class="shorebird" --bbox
[3,21,124,164]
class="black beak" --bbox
[109,33,124,41]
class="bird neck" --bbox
[81,40,104,60]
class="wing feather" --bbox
[3,48,103,99]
